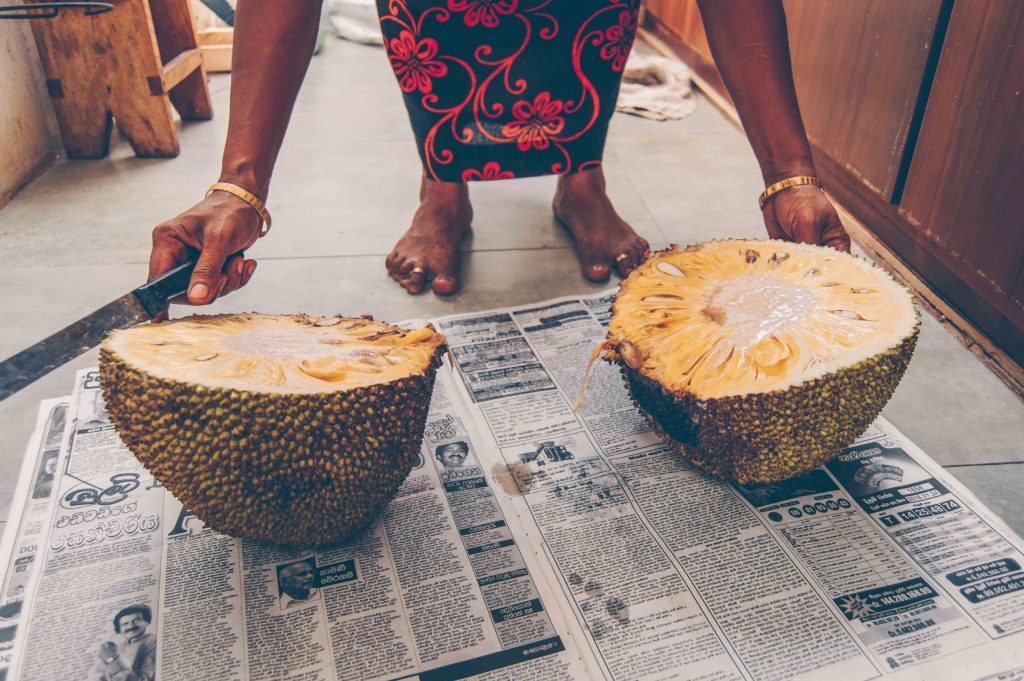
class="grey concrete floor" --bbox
[1,39,1022,536]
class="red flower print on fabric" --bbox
[388,31,447,93]
[600,10,637,71]
[379,0,641,181]
[461,162,516,182]
[447,0,518,28]
[502,92,566,151]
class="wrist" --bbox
[206,182,273,237]
[760,158,817,186]
[217,167,269,202]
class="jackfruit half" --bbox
[99,313,447,545]
[603,240,918,484]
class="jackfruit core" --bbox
[100,313,447,546]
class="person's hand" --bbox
[98,641,118,662]
[761,186,851,252]
[149,191,263,320]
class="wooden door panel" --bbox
[643,0,1024,365]
[644,0,714,65]
[783,0,943,201]
[645,1,943,201]
[899,2,1024,318]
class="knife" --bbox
[0,260,196,401]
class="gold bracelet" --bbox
[206,182,272,237]
[758,175,823,210]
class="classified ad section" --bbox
[438,292,1024,681]
[735,466,982,669]
[825,436,1024,637]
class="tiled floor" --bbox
[1,38,1022,535]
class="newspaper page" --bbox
[434,292,1024,681]
[2,291,1023,680]
[5,368,593,681]
[0,399,70,680]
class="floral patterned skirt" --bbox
[377,0,640,182]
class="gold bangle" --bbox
[206,182,272,237]
[758,175,823,210]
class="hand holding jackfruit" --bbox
[600,240,918,484]
[99,313,447,545]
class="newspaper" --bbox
[3,291,1024,681]
[0,399,68,681]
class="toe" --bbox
[583,261,612,283]
[613,244,643,277]
[614,256,638,278]
[431,274,459,296]
[400,260,428,294]
[387,253,406,282]
[402,275,426,294]
[430,257,461,295]
[614,236,650,278]
[635,235,650,255]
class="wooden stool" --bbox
[27,0,213,158]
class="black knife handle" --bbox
[132,260,197,317]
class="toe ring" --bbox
[409,266,425,276]
[615,253,630,265]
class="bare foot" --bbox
[385,178,473,295]
[553,167,649,282]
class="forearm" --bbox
[696,0,815,184]
[219,0,324,199]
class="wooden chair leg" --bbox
[53,105,113,160]
[150,0,213,121]
[170,67,214,121]
[28,2,113,158]
[112,95,180,158]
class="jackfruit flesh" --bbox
[606,240,918,484]
[100,313,447,546]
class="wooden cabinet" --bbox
[898,2,1024,351]
[644,0,713,65]
[643,0,1024,374]
[784,0,944,201]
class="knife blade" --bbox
[0,260,196,401]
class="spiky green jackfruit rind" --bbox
[99,344,445,546]
[621,331,918,485]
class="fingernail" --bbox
[190,283,208,300]
[235,260,244,275]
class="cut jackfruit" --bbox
[604,240,918,484]
[99,313,447,545]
